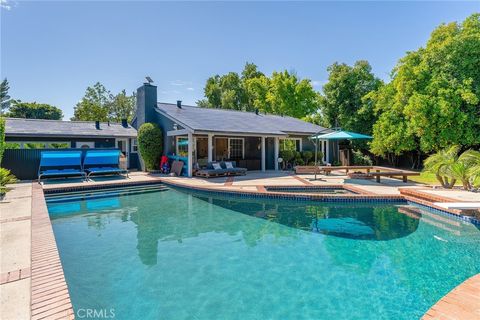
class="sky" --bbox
[1,1,479,120]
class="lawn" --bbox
[407,172,442,185]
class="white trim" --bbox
[176,136,189,156]
[274,137,279,171]
[167,129,190,137]
[130,138,138,153]
[187,132,193,177]
[261,137,266,172]
[207,134,213,162]
[195,131,287,138]
[227,137,245,159]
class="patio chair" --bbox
[195,161,229,178]
[83,150,129,180]
[38,151,86,183]
[220,161,247,176]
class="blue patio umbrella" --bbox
[310,129,372,180]
[310,130,372,140]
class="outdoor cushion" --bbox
[225,162,234,169]
[212,163,222,170]
[40,169,84,176]
[85,167,126,173]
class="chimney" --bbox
[135,81,158,129]
[95,121,100,129]
[177,100,182,108]
[121,119,128,127]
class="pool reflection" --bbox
[193,195,420,241]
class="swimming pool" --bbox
[46,185,480,319]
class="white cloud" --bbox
[169,80,191,86]
[0,0,12,10]
[186,87,195,91]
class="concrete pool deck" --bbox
[1,171,479,319]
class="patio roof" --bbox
[310,130,372,140]
[156,103,327,136]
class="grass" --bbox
[406,172,439,185]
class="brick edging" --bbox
[31,183,75,320]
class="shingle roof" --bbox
[156,103,328,136]
[5,118,137,138]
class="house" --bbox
[4,118,139,169]
[133,82,339,176]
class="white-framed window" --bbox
[280,138,302,152]
[176,136,189,157]
[228,138,244,159]
[131,139,138,153]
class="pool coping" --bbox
[31,183,75,320]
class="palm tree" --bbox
[458,150,480,188]
[423,145,459,188]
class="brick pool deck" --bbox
[1,171,479,319]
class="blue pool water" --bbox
[47,186,480,320]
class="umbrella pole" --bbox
[314,138,318,180]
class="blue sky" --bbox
[1,1,479,119]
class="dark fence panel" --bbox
[1,148,119,180]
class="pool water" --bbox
[47,186,480,320]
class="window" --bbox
[176,137,189,157]
[228,138,244,159]
[12,142,71,149]
[280,138,301,152]
[131,139,138,153]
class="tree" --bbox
[7,101,63,120]
[267,71,319,118]
[72,83,135,122]
[0,79,11,114]
[370,14,480,162]
[200,63,320,117]
[320,60,382,135]
[109,90,136,122]
[72,82,111,121]
[137,123,163,170]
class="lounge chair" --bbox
[195,161,247,178]
[38,151,86,183]
[220,161,247,176]
[83,150,129,180]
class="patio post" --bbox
[274,137,279,171]
[207,133,213,162]
[261,136,266,172]
[187,132,193,177]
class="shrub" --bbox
[280,150,295,163]
[352,150,373,166]
[0,168,17,196]
[0,117,5,165]
[302,151,313,163]
[137,123,163,171]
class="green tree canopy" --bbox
[0,79,11,114]
[72,83,135,122]
[320,60,383,135]
[7,101,63,120]
[370,14,480,160]
[199,62,320,118]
